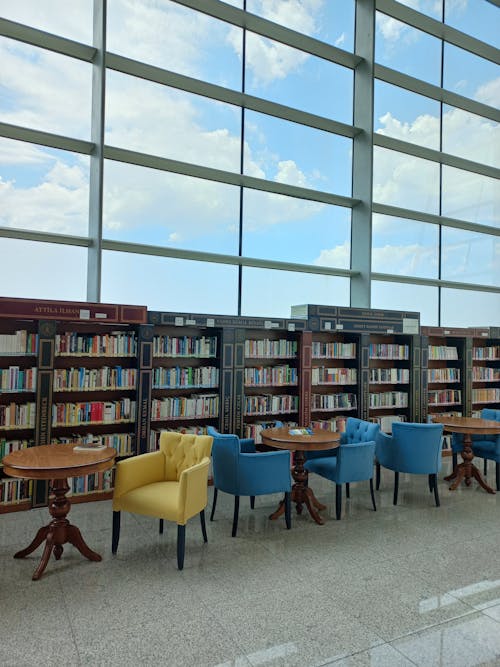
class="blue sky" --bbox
[0,0,498,325]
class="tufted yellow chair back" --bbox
[160,431,213,481]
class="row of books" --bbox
[152,365,219,389]
[0,478,32,504]
[244,394,299,416]
[243,419,297,443]
[369,344,409,360]
[151,394,219,420]
[428,389,462,405]
[369,392,408,408]
[0,331,38,355]
[55,433,134,457]
[0,438,32,459]
[473,346,500,360]
[55,332,137,356]
[473,367,500,381]
[67,469,113,496]
[0,366,37,392]
[53,366,137,391]
[428,345,458,360]
[312,367,357,385]
[152,335,217,358]
[244,339,297,359]
[311,393,357,411]
[0,402,36,428]
[311,342,356,359]
[310,416,349,432]
[472,388,500,403]
[370,368,409,384]
[244,365,298,387]
[52,399,136,426]
[428,368,461,383]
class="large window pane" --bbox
[245,33,353,123]
[0,0,92,43]
[445,0,500,49]
[443,44,499,103]
[442,166,499,229]
[0,238,87,300]
[0,138,89,235]
[102,252,239,314]
[441,228,499,288]
[246,0,355,51]
[242,268,349,317]
[442,105,499,169]
[105,72,241,172]
[102,161,240,254]
[372,214,439,279]
[107,0,242,90]
[375,13,441,86]
[374,81,440,151]
[398,0,442,20]
[441,289,500,327]
[244,111,352,196]
[373,147,440,214]
[371,281,438,326]
[242,189,350,267]
[0,38,92,139]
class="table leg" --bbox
[444,434,495,494]
[14,478,103,580]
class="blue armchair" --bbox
[305,418,380,520]
[208,431,292,536]
[376,422,443,506]
[451,408,500,491]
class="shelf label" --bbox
[95,312,108,319]
[335,323,343,330]
[79,309,90,320]
[174,317,184,326]
[264,321,280,329]
[402,318,419,334]
[386,328,394,334]
[324,321,332,330]
[287,323,296,331]
[206,318,215,327]
[185,319,196,325]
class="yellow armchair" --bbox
[112,431,213,569]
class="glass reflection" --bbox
[441,289,500,327]
[371,281,438,326]
[442,166,499,229]
[441,227,499,288]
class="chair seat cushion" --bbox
[305,457,338,482]
[473,441,500,461]
[115,481,181,521]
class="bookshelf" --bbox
[471,331,500,415]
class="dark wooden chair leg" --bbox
[250,496,255,509]
[370,478,377,511]
[232,496,240,537]
[484,458,487,476]
[335,484,342,520]
[159,519,164,534]
[112,511,120,554]
[177,524,186,570]
[210,488,218,521]
[452,452,458,469]
[200,510,207,543]
[428,474,433,493]
[432,473,440,507]
[346,482,350,499]
[284,491,291,529]
[376,461,381,490]
[393,471,399,506]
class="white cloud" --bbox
[335,33,346,48]
[313,240,350,268]
[247,0,323,35]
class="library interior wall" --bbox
[0,0,498,326]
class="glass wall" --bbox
[0,0,498,326]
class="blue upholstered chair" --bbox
[208,430,292,536]
[376,422,443,506]
[305,418,380,520]
[451,408,500,491]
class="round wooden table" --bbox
[2,443,116,580]
[261,427,340,525]
[431,416,500,494]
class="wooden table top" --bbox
[431,416,500,435]
[2,443,116,480]
[261,427,341,452]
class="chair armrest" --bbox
[113,451,164,501]
[178,457,210,524]
[240,438,256,453]
[239,450,292,495]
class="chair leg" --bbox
[431,473,440,507]
[177,525,186,570]
[112,511,121,554]
[159,519,164,534]
[210,488,218,521]
[250,495,255,509]
[335,484,342,520]
[393,471,399,506]
[370,478,377,512]
[375,462,381,490]
[232,496,240,537]
[484,458,487,476]
[428,474,433,493]
[452,452,457,469]
[284,491,291,529]
[496,462,499,492]
[346,482,350,499]
[200,510,207,543]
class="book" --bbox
[289,428,313,436]
[73,442,107,452]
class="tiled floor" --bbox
[1,458,500,666]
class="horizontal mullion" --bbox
[0,17,96,62]
[106,53,360,139]
[372,272,500,294]
[375,65,500,123]
[101,239,357,278]
[374,134,500,180]
[103,145,358,208]
[376,0,500,64]
[0,227,90,247]
[0,122,94,155]
[172,0,361,69]
[372,204,500,237]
